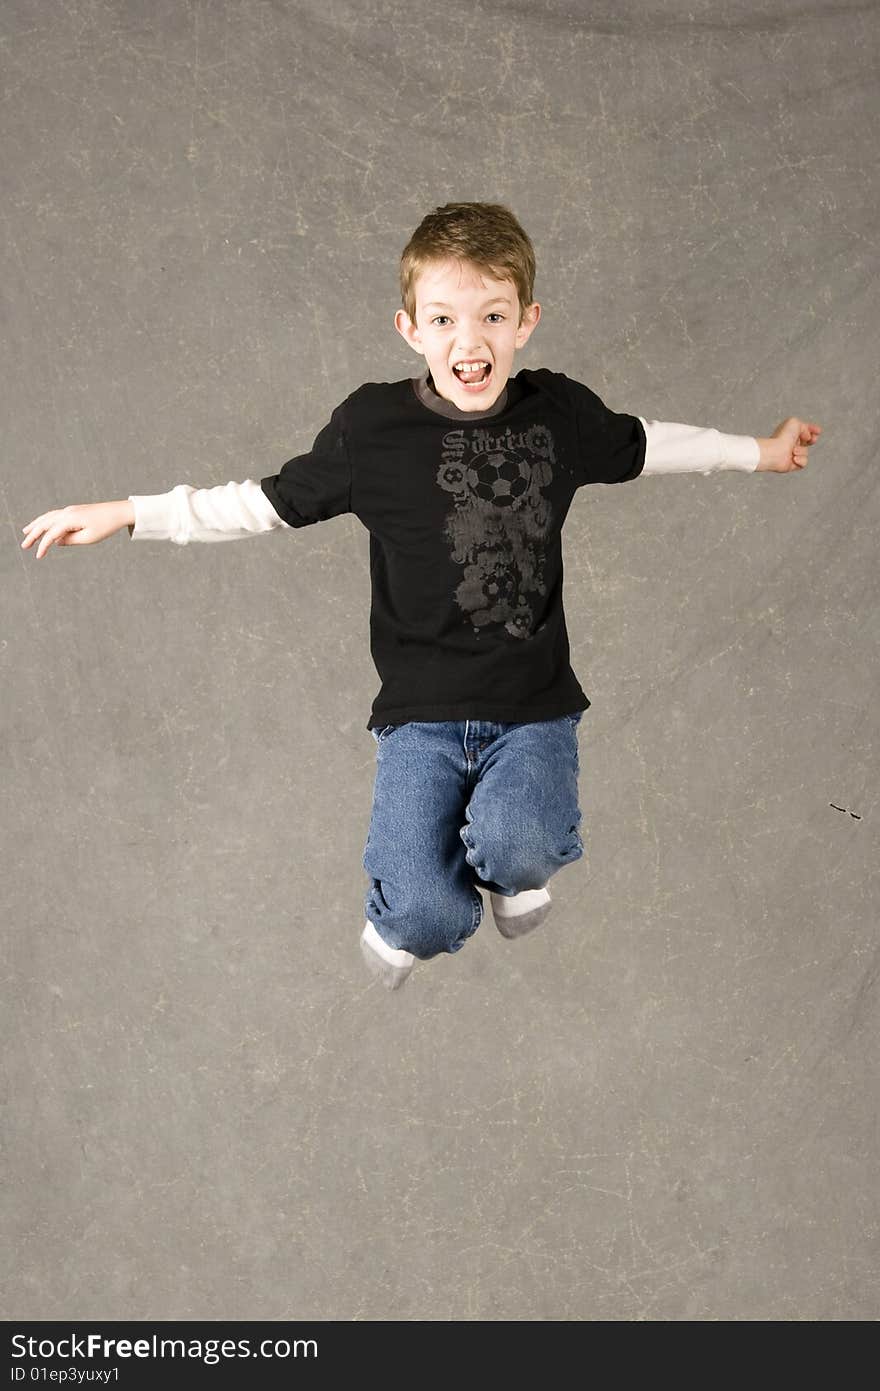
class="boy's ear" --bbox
[515,302,541,348]
[394,309,424,355]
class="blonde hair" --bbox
[399,202,536,327]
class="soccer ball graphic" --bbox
[466,450,531,507]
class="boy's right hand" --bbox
[20,500,135,558]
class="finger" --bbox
[36,524,73,559]
[21,525,54,551]
[22,515,61,546]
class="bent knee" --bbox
[406,895,481,958]
[366,881,481,959]
[462,819,584,889]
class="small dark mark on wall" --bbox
[830,804,862,819]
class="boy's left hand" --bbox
[757,418,822,472]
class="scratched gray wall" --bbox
[4,0,878,1321]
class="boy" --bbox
[20,202,821,991]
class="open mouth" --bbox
[452,360,492,389]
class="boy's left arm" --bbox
[640,415,822,475]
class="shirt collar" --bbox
[411,367,512,421]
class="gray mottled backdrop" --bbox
[3,0,878,1320]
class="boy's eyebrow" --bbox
[422,297,512,310]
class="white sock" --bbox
[490,885,551,918]
[362,919,415,966]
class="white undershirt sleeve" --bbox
[638,418,760,475]
[127,479,293,544]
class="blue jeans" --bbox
[363,716,585,960]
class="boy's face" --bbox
[394,258,541,412]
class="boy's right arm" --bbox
[23,399,351,557]
[21,481,291,558]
